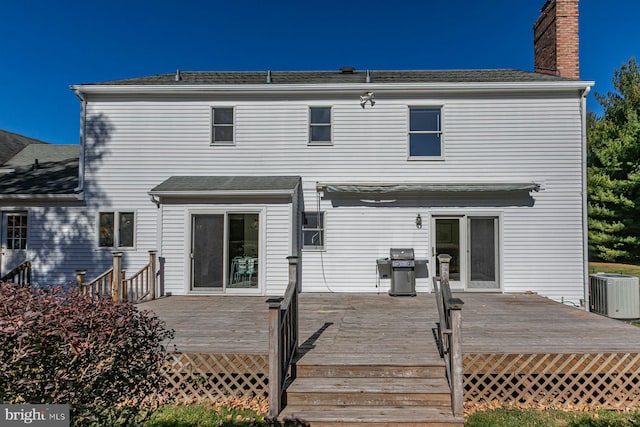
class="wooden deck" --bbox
[139,292,640,355]
[141,292,640,413]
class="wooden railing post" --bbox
[149,250,157,300]
[438,254,451,290]
[76,270,87,295]
[449,298,464,417]
[112,252,123,302]
[267,297,283,417]
[287,255,299,350]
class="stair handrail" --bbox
[432,254,464,417]
[267,256,300,417]
[0,260,31,286]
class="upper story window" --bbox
[99,212,135,248]
[211,107,234,144]
[409,107,443,158]
[309,107,332,145]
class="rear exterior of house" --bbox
[67,65,592,303]
[1,0,593,303]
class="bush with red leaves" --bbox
[0,282,174,426]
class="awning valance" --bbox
[317,182,540,194]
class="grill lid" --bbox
[390,248,414,260]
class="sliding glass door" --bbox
[190,212,260,292]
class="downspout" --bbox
[72,89,86,199]
[581,85,592,311]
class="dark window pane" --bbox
[410,133,441,157]
[214,108,233,124]
[303,230,323,247]
[410,108,440,132]
[119,212,134,247]
[214,126,233,142]
[303,212,324,228]
[310,126,331,142]
[99,213,114,247]
[310,107,331,124]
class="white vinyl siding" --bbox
[76,90,584,300]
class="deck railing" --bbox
[1,260,31,286]
[77,267,113,297]
[77,251,157,303]
[432,254,464,417]
[267,256,300,417]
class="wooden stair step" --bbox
[298,352,444,366]
[286,377,451,407]
[278,405,464,427]
[297,364,445,379]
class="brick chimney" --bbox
[533,0,580,79]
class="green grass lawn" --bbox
[466,409,640,427]
[144,404,266,427]
[589,262,640,278]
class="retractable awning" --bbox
[149,176,301,197]
[316,182,540,194]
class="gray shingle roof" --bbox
[86,69,574,86]
[0,158,79,195]
[0,129,47,165]
[150,176,301,194]
[4,144,79,167]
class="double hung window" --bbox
[211,107,234,144]
[409,107,443,158]
[309,107,332,145]
[99,212,135,248]
[302,211,325,249]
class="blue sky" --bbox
[0,0,637,145]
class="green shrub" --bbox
[0,282,174,426]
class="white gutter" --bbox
[581,85,593,311]
[72,88,86,195]
[71,80,595,96]
[0,194,83,201]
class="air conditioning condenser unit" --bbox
[589,273,639,319]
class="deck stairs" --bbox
[278,351,464,426]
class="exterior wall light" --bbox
[416,213,422,229]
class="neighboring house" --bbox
[0,138,95,282]
[2,0,593,303]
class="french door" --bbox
[432,215,500,290]
[190,212,260,292]
[1,212,28,276]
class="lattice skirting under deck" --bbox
[163,353,269,402]
[464,353,640,409]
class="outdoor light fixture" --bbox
[360,92,375,108]
[416,213,422,229]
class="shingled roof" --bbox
[0,142,80,197]
[0,129,47,165]
[86,68,574,86]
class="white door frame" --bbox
[186,208,265,295]
[431,213,502,291]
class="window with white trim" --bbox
[99,212,135,248]
[309,107,332,144]
[302,211,325,249]
[409,107,443,157]
[211,107,234,144]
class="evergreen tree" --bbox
[588,57,640,262]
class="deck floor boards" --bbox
[138,292,640,354]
